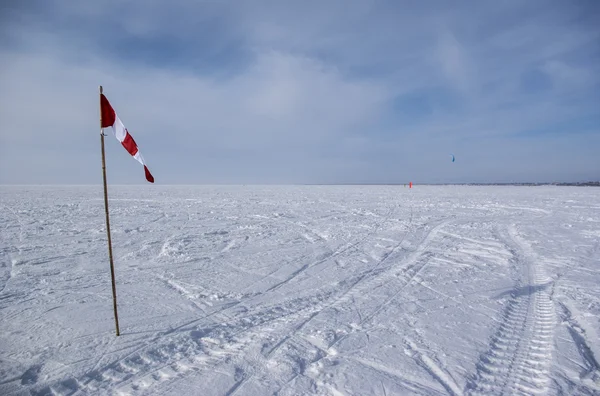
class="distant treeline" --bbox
[457,182,600,187]
[309,182,600,186]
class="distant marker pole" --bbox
[100,85,121,336]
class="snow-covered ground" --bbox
[1,185,599,396]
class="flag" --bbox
[100,94,154,183]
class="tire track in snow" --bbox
[44,289,335,395]
[60,325,248,395]
[466,225,556,396]
[54,300,244,395]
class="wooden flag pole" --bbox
[100,85,121,336]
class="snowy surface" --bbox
[1,185,599,396]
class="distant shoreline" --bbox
[305,182,600,187]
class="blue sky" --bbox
[0,0,599,184]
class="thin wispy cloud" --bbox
[1,0,598,184]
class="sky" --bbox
[0,0,599,184]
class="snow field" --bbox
[1,185,599,395]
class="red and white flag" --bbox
[100,94,154,183]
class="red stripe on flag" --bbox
[102,92,155,183]
[100,94,116,128]
[121,131,139,156]
[144,166,154,183]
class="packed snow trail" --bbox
[0,185,599,395]
[467,225,556,395]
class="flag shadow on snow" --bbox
[492,281,553,300]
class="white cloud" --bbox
[436,31,472,94]
[0,0,598,183]
[0,46,389,183]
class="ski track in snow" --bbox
[263,205,397,293]
[0,185,599,396]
